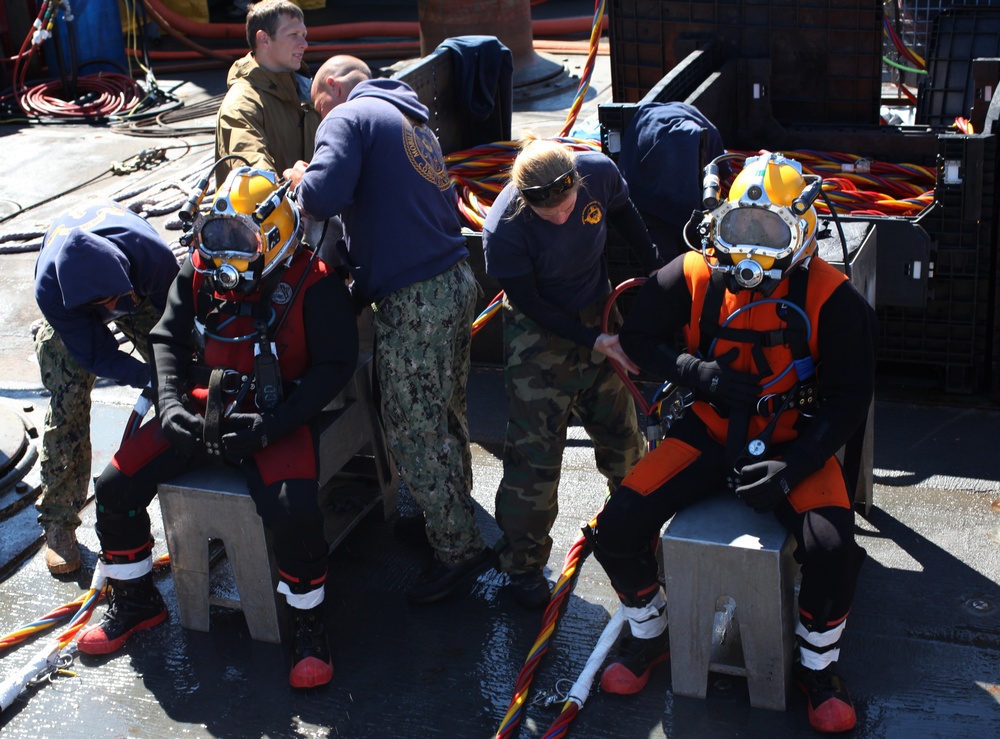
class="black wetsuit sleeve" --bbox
[607,198,665,274]
[265,275,360,440]
[786,281,877,472]
[150,260,198,408]
[618,257,693,380]
[499,271,600,349]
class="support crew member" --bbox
[482,136,662,609]
[215,0,318,189]
[285,55,493,605]
[33,200,179,575]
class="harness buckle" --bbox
[796,385,818,418]
[650,385,695,441]
[756,392,780,417]
[220,369,248,394]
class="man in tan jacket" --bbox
[215,0,319,188]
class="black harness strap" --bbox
[779,269,817,434]
[781,268,812,366]
[194,250,317,434]
[697,270,727,360]
[203,367,226,456]
[196,287,258,338]
[699,268,815,468]
[698,273,754,467]
[194,277,280,432]
[699,273,772,378]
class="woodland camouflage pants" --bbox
[494,297,646,574]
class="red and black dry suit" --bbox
[92,248,358,597]
[590,250,875,661]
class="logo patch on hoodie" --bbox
[403,120,451,191]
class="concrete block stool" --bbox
[159,465,283,642]
[662,493,800,710]
[158,350,398,644]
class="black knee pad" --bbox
[583,521,660,607]
[95,502,153,552]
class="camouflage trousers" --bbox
[372,259,486,563]
[34,300,160,530]
[495,297,646,574]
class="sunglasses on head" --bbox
[519,169,576,205]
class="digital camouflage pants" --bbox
[34,299,160,530]
[495,297,646,575]
[373,260,486,564]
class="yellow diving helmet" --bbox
[191,167,301,292]
[701,152,821,294]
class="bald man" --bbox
[285,56,494,605]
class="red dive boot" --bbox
[600,627,671,695]
[289,605,333,688]
[795,662,858,733]
[77,574,168,655]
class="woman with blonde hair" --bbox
[483,136,664,609]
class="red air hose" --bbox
[18,72,144,119]
[136,0,606,65]
[601,277,650,416]
[142,0,603,42]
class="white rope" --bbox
[567,605,627,708]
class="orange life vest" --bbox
[683,250,852,511]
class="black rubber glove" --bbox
[734,456,807,513]
[676,348,760,407]
[221,413,273,459]
[158,393,204,458]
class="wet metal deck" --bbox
[1,2,999,737]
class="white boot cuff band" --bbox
[99,556,153,581]
[277,581,325,610]
[623,588,668,639]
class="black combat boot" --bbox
[77,574,167,655]
[406,547,496,604]
[509,569,551,610]
[289,604,333,689]
[393,513,431,549]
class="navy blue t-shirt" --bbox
[483,151,629,313]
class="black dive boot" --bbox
[289,605,333,688]
[77,574,168,655]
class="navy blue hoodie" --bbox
[296,78,468,303]
[33,200,179,388]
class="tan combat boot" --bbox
[45,527,81,574]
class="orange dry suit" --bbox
[589,251,874,630]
